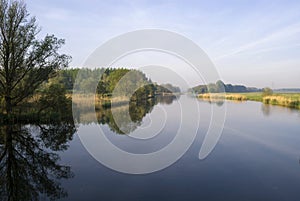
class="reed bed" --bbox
[197,93,300,110]
[263,96,300,109]
[197,93,247,101]
[71,94,131,110]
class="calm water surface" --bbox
[60,95,300,201]
[1,95,300,200]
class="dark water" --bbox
[1,95,300,200]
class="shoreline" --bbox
[197,92,300,110]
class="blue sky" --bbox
[26,0,300,88]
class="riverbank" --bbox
[71,93,179,109]
[197,92,300,110]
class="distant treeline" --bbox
[273,88,300,93]
[47,68,180,98]
[189,80,261,94]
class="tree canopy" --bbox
[0,0,70,113]
[51,68,180,100]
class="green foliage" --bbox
[55,68,79,90]
[60,68,179,100]
[105,68,131,93]
[0,0,70,114]
[38,83,72,120]
[238,93,263,101]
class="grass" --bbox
[197,92,300,110]
[237,93,263,101]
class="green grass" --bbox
[236,92,263,101]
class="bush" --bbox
[262,87,273,96]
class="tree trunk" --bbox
[5,96,12,114]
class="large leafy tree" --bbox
[0,0,70,114]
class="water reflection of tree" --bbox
[155,95,178,105]
[261,104,271,116]
[0,122,75,201]
[97,95,178,134]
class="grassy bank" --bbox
[71,94,152,109]
[71,94,119,109]
[197,92,300,110]
[262,95,300,109]
[71,93,178,109]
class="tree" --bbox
[216,80,225,93]
[38,83,72,119]
[0,0,70,114]
[262,87,273,96]
[207,83,217,93]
